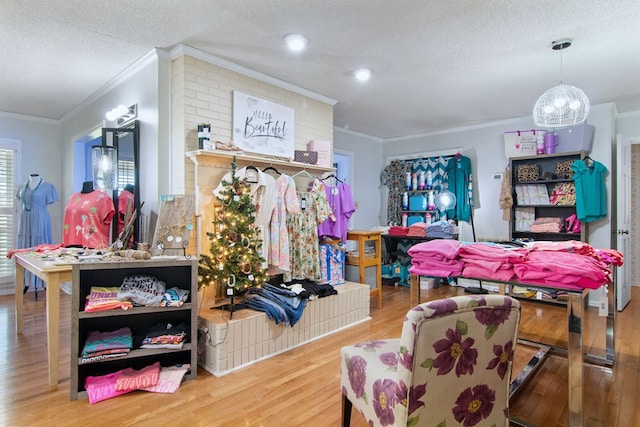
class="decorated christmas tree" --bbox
[198,161,269,298]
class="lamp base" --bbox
[464,286,489,295]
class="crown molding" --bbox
[618,109,640,119]
[170,44,337,106]
[60,49,161,123]
[334,126,383,142]
[0,110,60,125]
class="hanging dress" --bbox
[15,178,59,289]
[284,179,332,282]
[445,155,473,222]
[269,174,301,272]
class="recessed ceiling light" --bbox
[353,68,373,82]
[283,33,309,52]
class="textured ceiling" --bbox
[2,0,640,139]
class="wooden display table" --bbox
[13,252,72,388]
[345,230,383,309]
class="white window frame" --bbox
[0,138,21,294]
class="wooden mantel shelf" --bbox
[186,149,335,173]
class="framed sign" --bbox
[232,91,295,158]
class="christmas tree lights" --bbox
[198,161,269,297]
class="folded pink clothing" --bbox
[458,242,527,263]
[142,364,191,394]
[597,249,624,266]
[409,264,463,278]
[527,240,595,256]
[407,239,461,260]
[524,251,609,281]
[462,257,513,273]
[411,257,463,270]
[512,265,604,290]
[115,361,161,392]
[85,370,132,404]
[410,253,452,263]
[461,265,515,282]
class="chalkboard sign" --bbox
[232,91,295,158]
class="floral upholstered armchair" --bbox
[340,294,521,427]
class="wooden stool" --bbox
[346,230,383,309]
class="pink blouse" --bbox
[62,190,115,248]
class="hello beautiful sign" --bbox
[232,91,295,158]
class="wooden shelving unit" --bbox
[70,258,198,400]
[345,230,383,309]
[509,151,587,242]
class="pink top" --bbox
[62,190,114,248]
[117,190,135,236]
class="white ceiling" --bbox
[2,0,640,139]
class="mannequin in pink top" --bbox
[62,181,115,248]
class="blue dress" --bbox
[15,179,59,289]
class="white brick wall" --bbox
[171,54,334,196]
[198,282,370,376]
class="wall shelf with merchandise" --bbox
[509,151,586,242]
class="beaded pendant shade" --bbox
[533,39,590,128]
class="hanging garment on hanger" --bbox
[445,154,473,222]
[284,179,332,282]
[291,169,315,193]
[571,159,608,222]
[263,165,281,175]
[268,173,301,272]
[317,181,356,241]
[16,178,59,290]
[499,167,513,221]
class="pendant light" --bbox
[92,145,118,190]
[533,39,590,128]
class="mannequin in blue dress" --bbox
[15,174,59,294]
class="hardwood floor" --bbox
[1,283,638,426]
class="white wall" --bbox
[0,113,63,243]
[333,128,383,230]
[618,111,640,141]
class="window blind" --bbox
[0,147,16,294]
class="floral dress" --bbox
[269,174,301,272]
[284,179,332,282]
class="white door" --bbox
[615,134,631,310]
